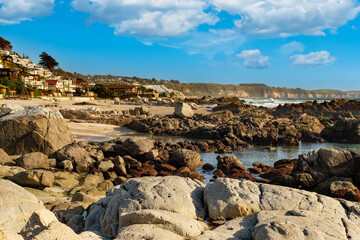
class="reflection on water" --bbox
[198,142,360,183]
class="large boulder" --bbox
[0,180,45,232]
[10,170,55,189]
[55,143,94,172]
[174,103,194,118]
[15,152,49,170]
[0,106,73,155]
[321,117,360,143]
[85,176,205,237]
[169,149,202,170]
[120,137,155,157]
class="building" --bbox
[0,68,18,78]
[105,85,137,95]
[45,80,59,92]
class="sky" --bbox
[1,0,360,91]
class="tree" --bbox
[39,52,59,72]
[92,84,116,98]
[0,37,12,51]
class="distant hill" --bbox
[165,83,360,99]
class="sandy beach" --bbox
[0,98,213,116]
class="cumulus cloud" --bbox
[210,0,360,37]
[71,0,218,37]
[236,49,269,69]
[290,51,337,68]
[281,41,305,55]
[0,0,55,24]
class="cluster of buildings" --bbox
[0,49,78,95]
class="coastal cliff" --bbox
[166,83,360,99]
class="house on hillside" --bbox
[46,80,59,92]
[106,85,137,95]
[0,68,19,78]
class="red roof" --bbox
[46,80,58,85]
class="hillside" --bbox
[165,83,360,99]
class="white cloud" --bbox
[236,49,269,69]
[290,51,337,68]
[210,0,360,37]
[0,0,55,24]
[281,41,305,55]
[71,0,218,37]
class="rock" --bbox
[53,171,80,189]
[204,178,347,220]
[20,209,58,239]
[0,106,73,155]
[10,170,55,189]
[98,160,114,172]
[0,180,45,232]
[253,210,356,240]
[120,137,155,157]
[56,143,93,172]
[58,160,74,171]
[0,165,26,178]
[118,209,206,238]
[0,103,24,115]
[188,102,198,110]
[28,221,80,240]
[169,149,201,171]
[70,174,104,196]
[216,155,254,179]
[170,91,186,101]
[195,215,257,240]
[0,148,12,165]
[202,163,215,171]
[174,103,194,118]
[321,117,360,143]
[15,152,49,170]
[85,176,205,237]
[115,224,183,240]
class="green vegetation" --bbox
[0,76,26,94]
[0,37,12,50]
[92,84,117,98]
[39,52,59,72]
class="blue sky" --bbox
[1,0,360,91]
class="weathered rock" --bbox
[322,117,360,143]
[0,148,12,165]
[174,103,194,118]
[56,143,93,172]
[53,171,80,189]
[85,176,205,237]
[169,149,201,171]
[10,170,55,189]
[0,180,45,232]
[118,209,206,238]
[0,103,25,115]
[98,160,114,172]
[15,152,49,170]
[204,178,347,220]
[170,91,186,101]
[120,137,155,157]
[0,165,26,178]
[0,106,73,155]
[20,209,58,239]
[115,224,183,240]
[58,160,74,171]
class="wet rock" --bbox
[322,117,360,143]
[202,163,214,171]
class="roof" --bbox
[106,85,137,89]
[143,85,173,94]
[46,80,58,85]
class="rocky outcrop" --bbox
[321,117,360,143]
[169,149,202,171]
[0,106,73,155]
[85,176,205,237]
